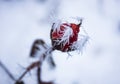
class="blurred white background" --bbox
[0,0,120,84]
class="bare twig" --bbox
[0,61,16,81]
[16,51,54,84]
[37,66,54,84]
[37,66,41,84]
[15,81,24,84]
[0,39,55,84]
[16,61,40,82]
[0,61,24,84]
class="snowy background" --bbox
[0,0,120,84]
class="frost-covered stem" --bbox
[0,61,24,84]
[37,47,54,84]
[16,61,40,82]
[0,61,16,81]
[16,70,27,83]
[16,47,54,83]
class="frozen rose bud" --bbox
[50,19,82,52]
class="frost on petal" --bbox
[71,35,89,53]
[70,16,83,24]
[50,17,89,52]
[52,19,62,32]
[58,25,73,46]
[75,16,83,22]
[51,20,74,46]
